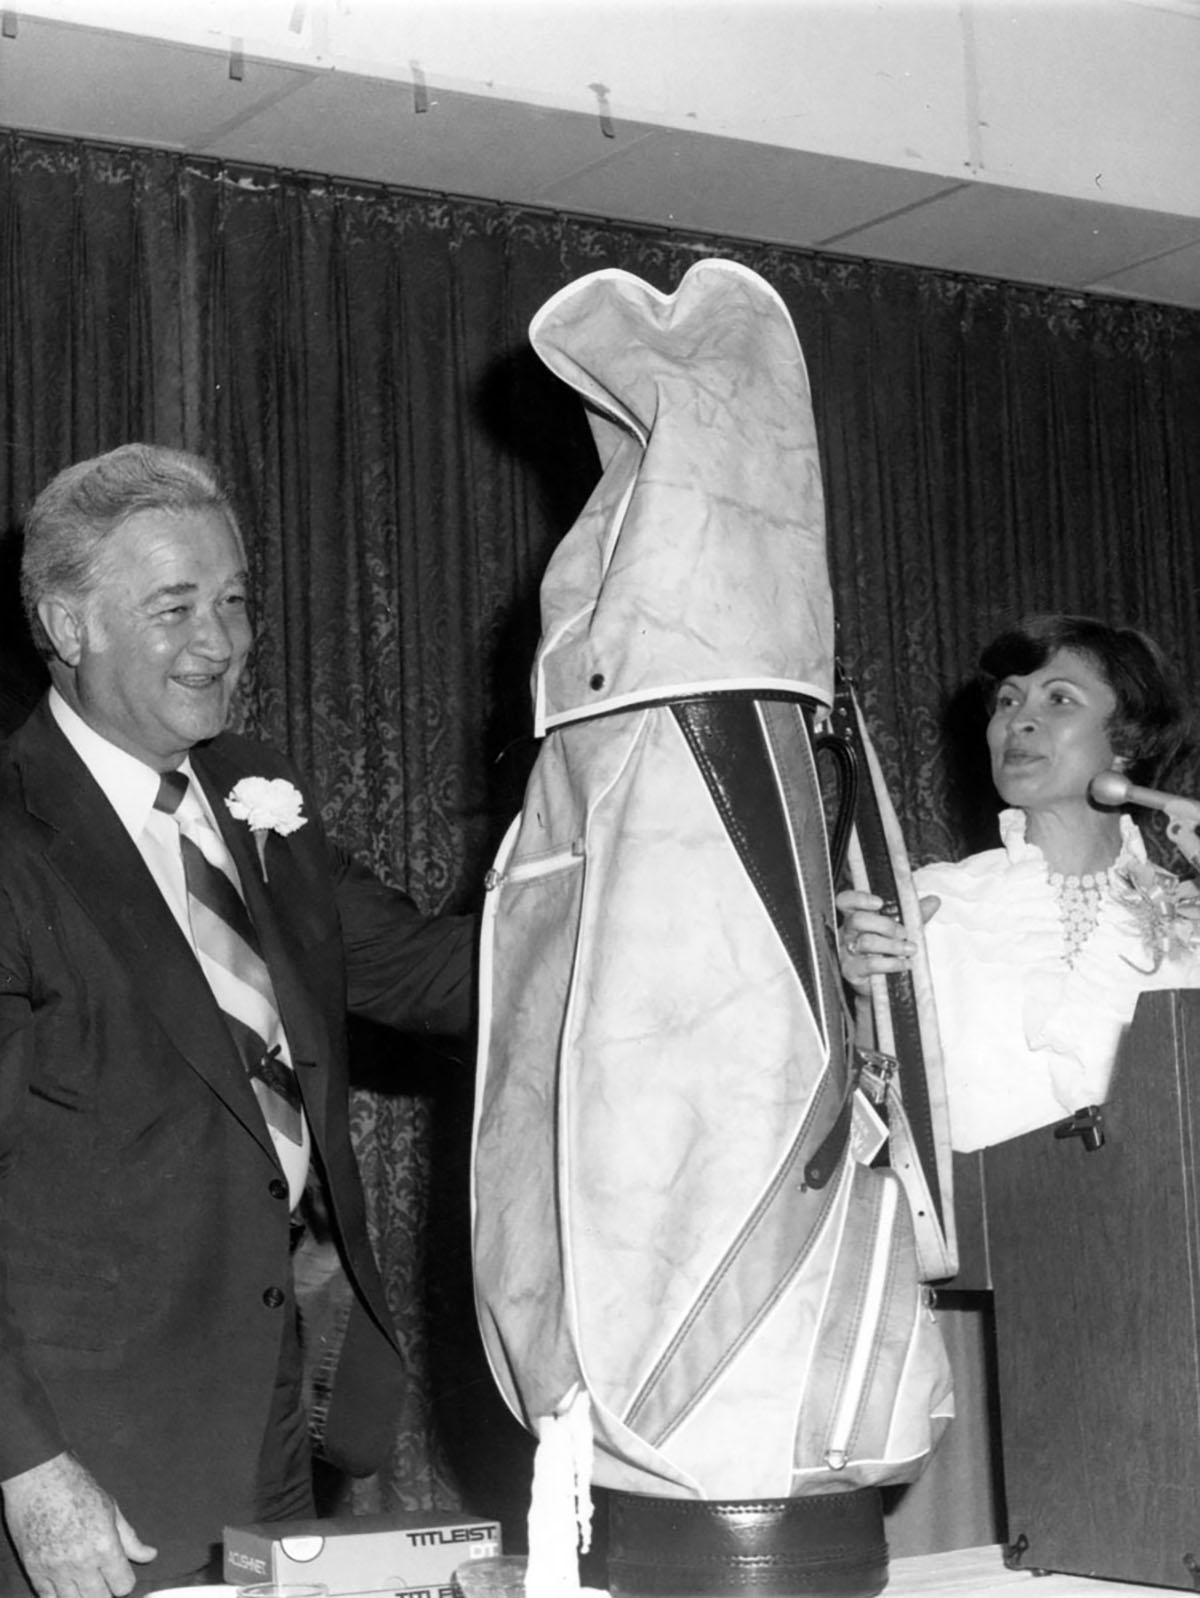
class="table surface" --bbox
[887,1545,1184,1596]
[161,1547,1183,1598]
[581,1546,1184,1598]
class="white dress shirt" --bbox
[49,689,311,1203]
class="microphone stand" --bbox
[1090,769,1200,873]
[1160,801,1200,874]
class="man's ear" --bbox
[37,595,87,668]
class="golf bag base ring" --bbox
[608,1488,887,1598]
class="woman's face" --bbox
[987,647,1120,812]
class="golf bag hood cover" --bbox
[530,260,835,734]
[472,260,953,1502]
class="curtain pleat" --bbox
[4,128,1200,1527]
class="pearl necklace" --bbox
[1048,868,1111,967]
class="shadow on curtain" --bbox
[3,129,1200,1541]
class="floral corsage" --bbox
[226,777,307,881]
[1111,858,1200,974]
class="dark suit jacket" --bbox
[0,697,475,1578]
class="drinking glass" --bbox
[453,1554,528,1598]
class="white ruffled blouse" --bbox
[917,808,1200,1152]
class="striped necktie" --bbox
[155,769,304,1144]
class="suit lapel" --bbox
[191,743,335,1146]
[14,701,274,1156]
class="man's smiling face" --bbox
[52,504,253,770]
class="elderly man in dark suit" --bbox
[0,445,475,1597]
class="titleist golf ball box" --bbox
[224,1511,502,1596]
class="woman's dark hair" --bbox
[978,613,1190,787]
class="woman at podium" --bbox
[836,612,1200,1558]
[838,611,1200,1153]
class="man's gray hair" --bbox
[21,443,242,659]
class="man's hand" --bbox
[2,1452,157,1598]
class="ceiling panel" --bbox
[1090,241,1200,308]
[200,72,655,198]
[827,183,1200,298]
[0,14,314,151]
[538,127,966,249]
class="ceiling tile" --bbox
[537,128,965,247]
[1088,241,1200,309]
[0,14,312,151]
[201,72,650,198]
[826,183,1200,294]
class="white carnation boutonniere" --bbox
[225,776,307,882]
[1111,859,1200,974]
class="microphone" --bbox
[1091,769,1200,873]
[1090,769,1200,822]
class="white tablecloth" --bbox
[887,1545,1179,1596]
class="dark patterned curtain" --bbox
[3,129,1200,1530]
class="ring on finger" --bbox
[846,932,862,957]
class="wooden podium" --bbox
[982,989,1200,1590]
